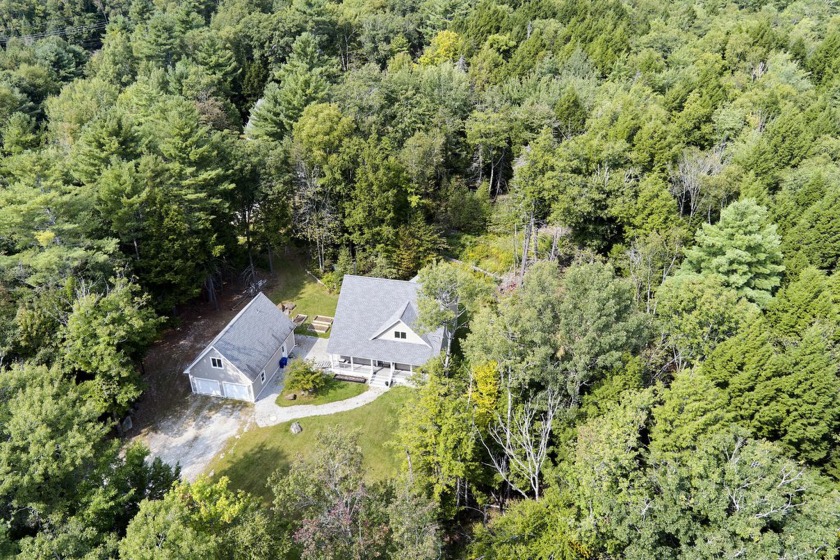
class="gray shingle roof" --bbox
[190,293,295,381]
[327,275,444,366]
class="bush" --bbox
[285,360,327,394]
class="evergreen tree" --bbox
[678,199,784,307]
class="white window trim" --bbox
[211,357,223,369]
[260,370,266,383]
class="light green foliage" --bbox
[1,111,38,154]
[416,261,490,345]
[70,109,139,185]
[119,477,260,560]
[784,186,840,274]
[678,199,784,307]
[419,30,461,66]
[470,360,499,429]
[766,267,840,339]
[650,368,727,457]
[555,262,648,400]
[61,277,162,416]
[640,429,840,559]
[463,261,563,390]
[0,363,110,526]
[89,19,137,86]
[292,102,354,170]
[45,78,119,148]
[464,260,646,403]
[284,360,328,394]
[703,318,840,466]
[657,274,758,366]
[563,389,659,555]
[395,361,478,515]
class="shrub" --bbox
[285,360,327,394]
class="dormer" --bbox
[370,302,430,346]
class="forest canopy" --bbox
[1,0,840,557]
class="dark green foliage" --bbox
[703,318,840,466]
[2,0,840,553]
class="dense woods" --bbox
[2,0,840,557]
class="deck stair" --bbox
[368,372,391,388]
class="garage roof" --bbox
[185,292,295,381]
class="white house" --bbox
[326,275,446,387]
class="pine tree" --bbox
[785,188,840,275]
[678,199,784,307]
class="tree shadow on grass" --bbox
[269,258,309,304]
[213,442,290,502]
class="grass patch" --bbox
[267,256,338,338]
[276,377,368,407]
[207,387,411,501]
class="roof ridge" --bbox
[210,292,268,346]
[183,292,270,373]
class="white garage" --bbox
[192,377,222,397]
[222,382,251,401]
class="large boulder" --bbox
[290,422,303,434]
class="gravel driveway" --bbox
[136,396,253,481]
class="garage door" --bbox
[193,377,222,396]
[223,382,251,401]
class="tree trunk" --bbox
[512,223,518,274]
[520,217,531,279]
[206,275,219,311]
[245,222,255,280]
[530,214,538,263]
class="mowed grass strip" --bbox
[276,377,368,407]
[207,387,411,501]
[267,257,338,338]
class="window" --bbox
[394,331,406,340]
[260,370,266,383]
[210,357,223,369]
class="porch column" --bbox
[370,358,375,376]
[350,356,354,371]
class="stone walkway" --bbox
[253,385,388,427]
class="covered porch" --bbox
[329,355,416,387]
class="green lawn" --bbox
[267,256,338,338]
[207,387,411,501]
[276,377,368,407]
